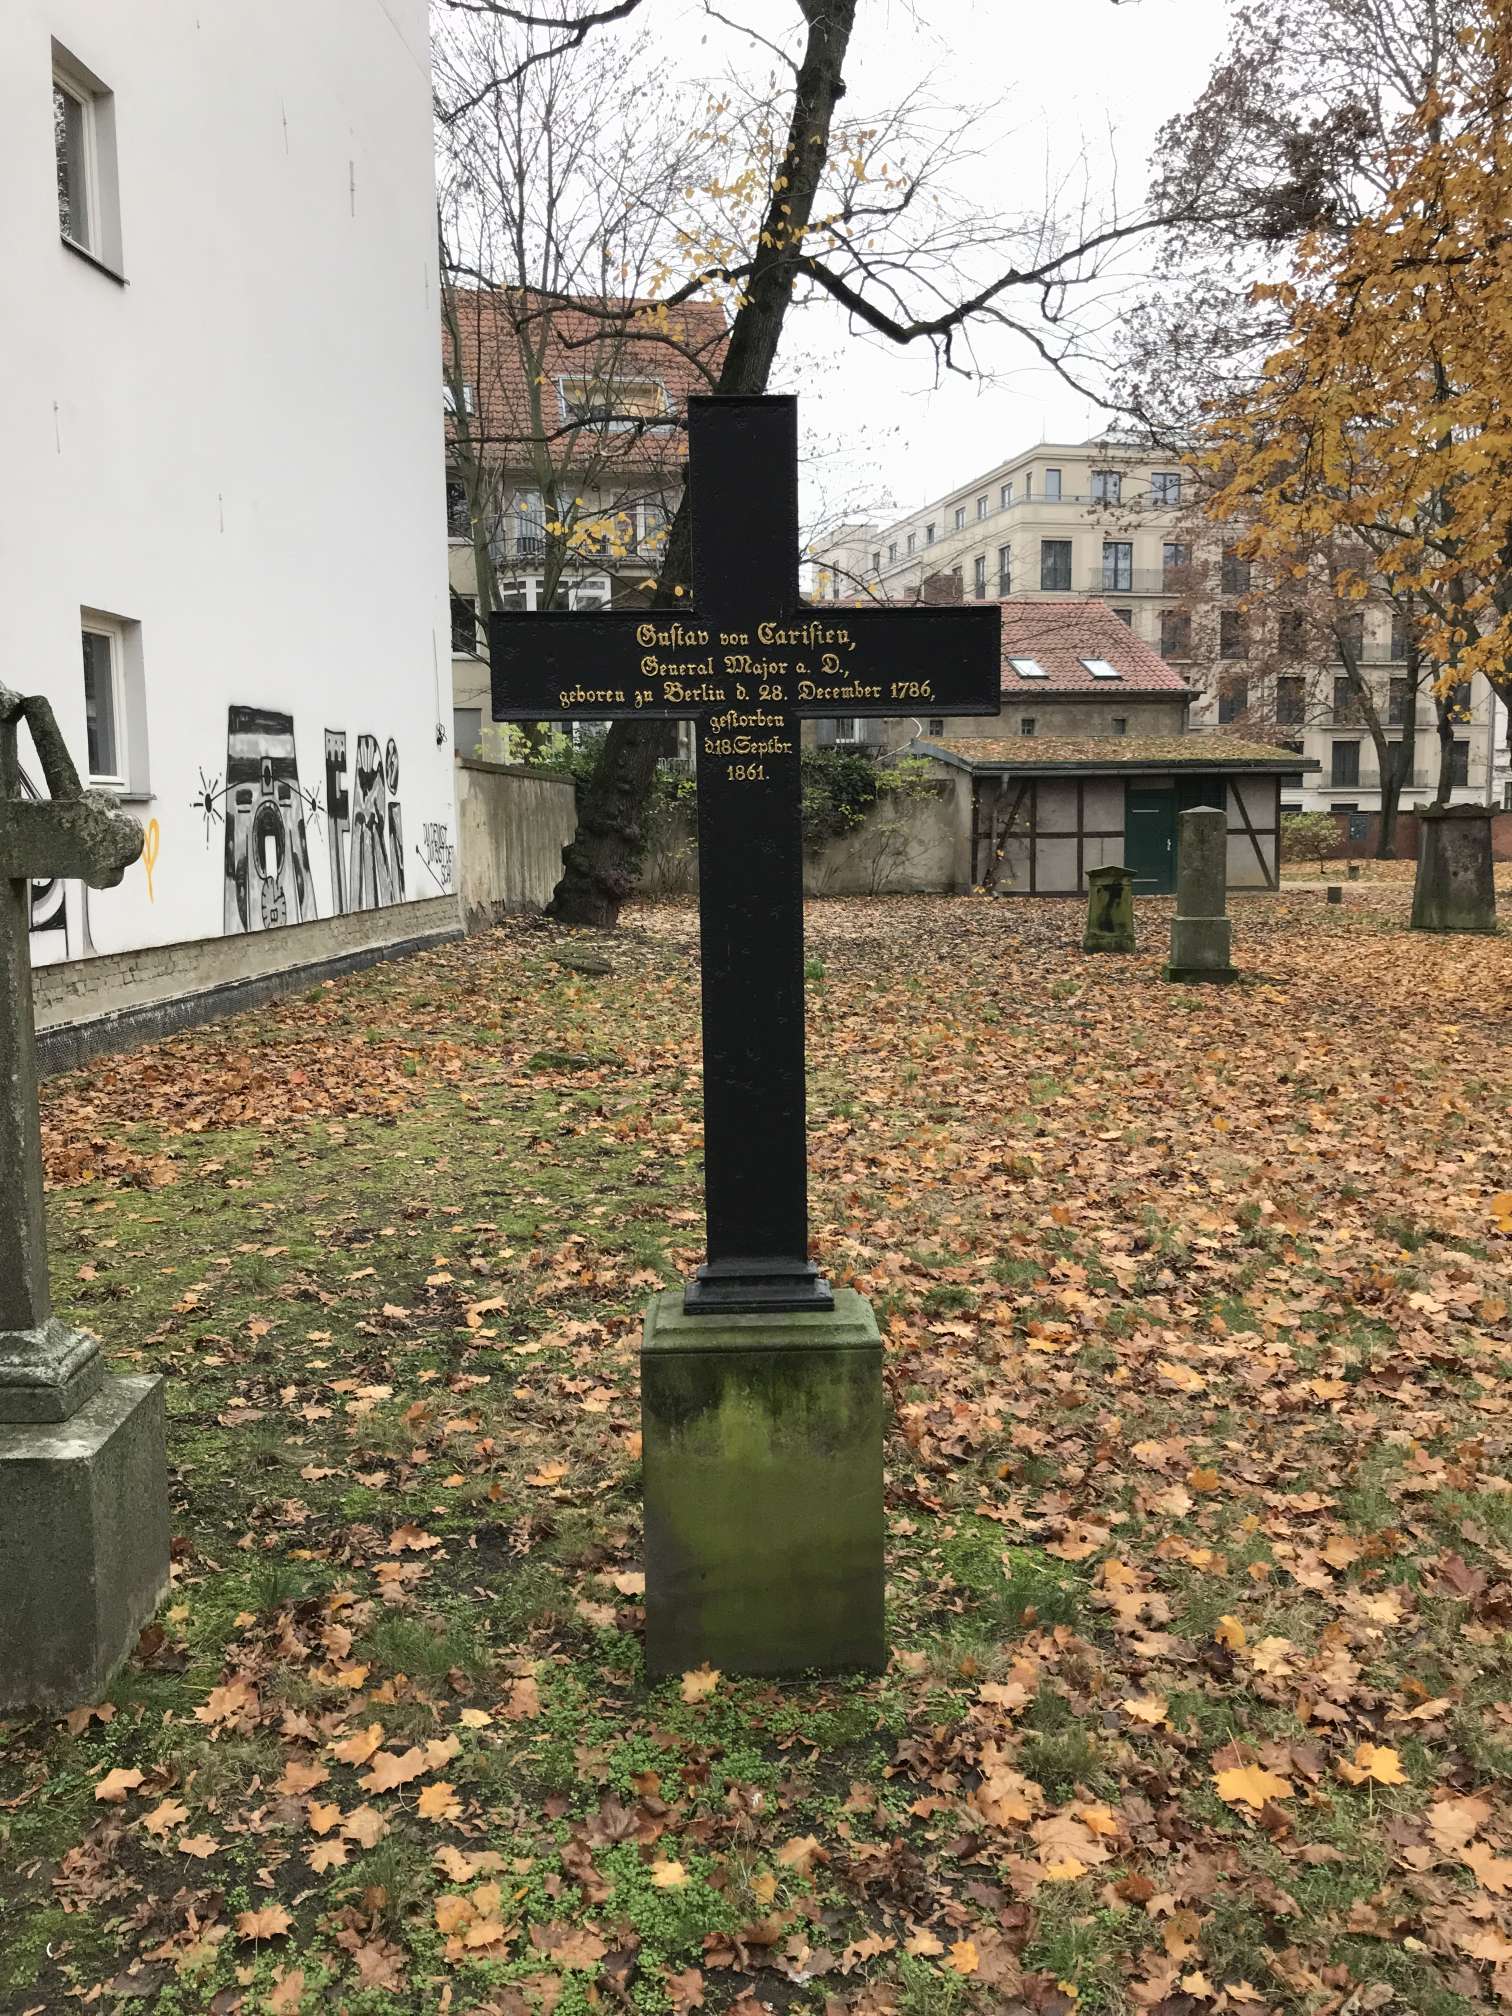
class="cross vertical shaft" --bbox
[684,398,822,1311]
[0,703,51,1332]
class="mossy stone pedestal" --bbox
[642,1288,883,1677]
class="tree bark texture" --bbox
[549,0,859,926]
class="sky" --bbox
[659,0,1235,540]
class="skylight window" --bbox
[1008,657,1047,679]
[1080,658,1122,679]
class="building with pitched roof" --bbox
[907,601,1312,894]
[442,287,727,757]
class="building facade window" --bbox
[443,381,476,417]
[906,532,916,554]
[888,542,898,563]
[953,506,966,531]
[973,555,987,599]
[1020,717,1036,736]
[1331,739,1360,788]
[1102,541,1133,591]
[1112,716,1128,735]
[1043,468,1061,500]
[1446,680,1473,720]
[1217,677,1249,725]
[997,545,1011,594]
[1276,674,1306,726]
[449,593,477,654]
[926,523,936,544]
[1450,738,1470,787]
[1040,540,1072,591]
[1159,608,1191,659]
[1150,471,1181,505]
[1220,610,1248,660]
[1092,468,1121,505]
[1162,541,1189,585]
[1277,608,1306,657]
[1334,611,1365,662]
[871,550,881,575]
[1221,546,1251,596]
[1333,675,1362,725]
[453,707,482,755]
[1001,482,1013,508]
[927,717,945,736]
[53,47,121,272]
[977,495,989,519]
[1112,607,1133,625]
[445,477,470,539]
[1390,611,1408,660]
[81,619,124,785]
[1388,675,1411,725]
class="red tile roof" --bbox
[443,287,728,473]
[992,600,1191,694]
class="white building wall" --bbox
[1,0,455,974]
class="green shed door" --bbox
[1125,786,1177,894]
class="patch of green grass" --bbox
[360,1609,495,1684]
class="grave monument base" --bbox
[1165,915,1237,983]
[642,1287,884,1677]
[0,1374,169,1713]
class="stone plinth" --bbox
[1411,804,1498,934]
[1167,805,1237,982]
[642,1288,883,1677]
[1083,864,1135,953]
[0,1375,169,1713]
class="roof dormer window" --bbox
[1080,658,1121,679]
[1008,657,1047,679]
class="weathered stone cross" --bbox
[0,683,143,1420]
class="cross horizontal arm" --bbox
[490,602,1003,723]
[0,799,144,889]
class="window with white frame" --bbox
[976,495,988,519]
[1150,470,1182,505]
[953,505,966,531]
[832,718,859,744]
[443,381,476,416]
[81,615,127,787]
[53,45,121,272]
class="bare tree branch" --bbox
[436,0,649,114]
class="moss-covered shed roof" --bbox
[926,734,1319,773]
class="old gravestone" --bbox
[0,686,170,1712]
[491,395,1001,1674]
[1166,804,1238,983]
[1083,863,1135,953]
[1411,803,1498,934]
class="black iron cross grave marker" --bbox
[490,394,1001,1316]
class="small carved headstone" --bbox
[0,684,170,1710]
[1083,864,1135,953]
[1411,804,1498,934]
[1166,805,1238,982]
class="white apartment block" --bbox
[2,0,457,1050]
[814,437,1502,820]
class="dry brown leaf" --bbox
[236,1905,293,1942]
[680,1666,720,1703]
[1214,1764,1294,1809]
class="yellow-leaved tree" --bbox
[1201,1,1512,793]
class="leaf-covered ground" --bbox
[5,891,1511,2016]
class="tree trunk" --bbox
[549,0,860,926]
[1433,691,1455,805]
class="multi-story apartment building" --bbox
[813,436,1502,820]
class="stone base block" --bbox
[1412,805,1498,934]
[642,1288,883,1677]
[0,1318,105,1423]
[1166,914,1235,982]
[0,1375,170,1714]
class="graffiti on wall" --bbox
[342,733,406,911]
[417,820,455,893]
[19,760,96,963]
[220,706,319,934]
[198,711,420,931]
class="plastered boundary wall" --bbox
[35,897,461,1077]
[454,759,578,929]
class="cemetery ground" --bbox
[4,893,1511,2016]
